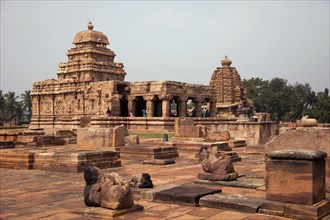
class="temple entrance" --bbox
[120,98,128,117]
[170,97,179,117]
[134,96,146,117]
[154,96,162,117]
[187,98,195,117]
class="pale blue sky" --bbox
[1,1,329,96]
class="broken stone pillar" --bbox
[262,149,330,219]
[266,149,326,204]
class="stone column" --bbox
[144,95,154,117]
[194,97,203,117]
[162,99,171,117]
[127,96,135,116]
[178,95,188,117]
[261,149,330,219]
[209,101,217,117]
[160,95,172,118]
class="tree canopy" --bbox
[243,77,329,123]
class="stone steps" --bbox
[229,138,247,148]
[0,141,15,149]
[120,145,179,160]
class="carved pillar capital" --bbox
[144,95,154,101]
[178,95,188,103]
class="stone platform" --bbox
[1,145,328,219]
[120,145,179,160]
[73,204,144,218]
[0,146,121,173]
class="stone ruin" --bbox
[84,166,134,210]
[197,146,238,181]
[29,22,258,131]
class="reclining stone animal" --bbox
[300,115,317,127]
[130,173,153,188]
[83,166,134,209]
[198,146,238,181]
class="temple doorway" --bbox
[120,98,128,117]
[134,96,146,117]
[153,96,162,117]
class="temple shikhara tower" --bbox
[30,22,253,129]
[57,22,126,82]
[210,56,251,118]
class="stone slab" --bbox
[153,183,221,206]
[73,204,144,218]
[178,126,202,138]
[142,159,175,165]
[259,199,330,220]
[195,176,265,189]
[199,193,266,213]
[259,200,286,216]
[268,149,327,160]
[120,145,178,160]
[141,184,179,201]
[285,199,330,220]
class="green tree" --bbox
[0,90,6,124]
[243,77,267,113]
[4,91,20,123]
[285,83,314,121]
[20,90,32,122]
[305,88,330,123]
[243,77,319,122]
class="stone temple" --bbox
[30,22,255,131]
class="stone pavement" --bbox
[0,147,294,219]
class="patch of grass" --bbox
[129,132,174,139]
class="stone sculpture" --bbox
[84,166,134,209]
[300,115,317,127]
[198,146,238,181]
[130,173,154,188]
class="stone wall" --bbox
[77,125,126,150]
[209,121,279,146]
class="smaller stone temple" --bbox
[30,22,256,130]
[210,56,254,119]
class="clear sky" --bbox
[1,1,329,96]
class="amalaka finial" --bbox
[88,21,94,30]
[221,55,232,67]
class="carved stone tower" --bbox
[57,22,126,82]
[209,56,245,116]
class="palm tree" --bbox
[20,90,32,122]
[4,91,20,123]
[0,90,6,124]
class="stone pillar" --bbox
[128,96,135,116]
[194,97,203,117]
[162,99,171,117]
[178,95,188,117]
[209,101,216,117]
[144,95,154,117]
[261,149,330,219]
[266,149,326,204]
